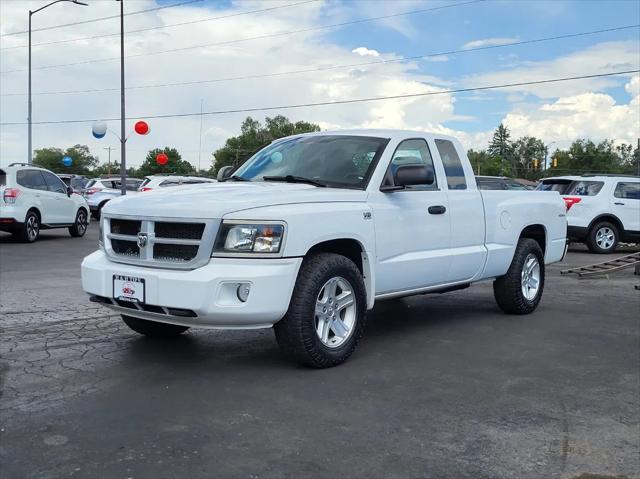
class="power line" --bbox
[0,0,319,51]
[2,24,637,97]
[0,0,485,74]
[1,70,637,126]
[0,0,204,37]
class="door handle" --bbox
[428,205,446,215]
[614,202,625,205]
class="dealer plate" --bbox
[113,275,145,304]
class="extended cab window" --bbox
[565,181,604,196]
[42,171,67,194]
[614,182,640,199]
[17,170,47,190]
[384,138,437,190]
[435,139,467,190]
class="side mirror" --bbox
[394,164,434,187]
[217,165,234,182]
[67,186,74,197]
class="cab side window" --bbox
[41,171,67,194]
[16,170,47,191]
[435,139,467,190]
[384,138,437,190]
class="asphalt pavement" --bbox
[1,225,638,479]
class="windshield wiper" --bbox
[226,175,250,182]
[263,175,326,187]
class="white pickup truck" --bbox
[82,130,567,367]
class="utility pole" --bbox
[103,147,114,176]
[119,0,126,195]
[198,99,204,172]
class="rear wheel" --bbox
[121,315,189,338]
[274,253,367,368]
[69,209,88,237]
[16,211,40,243]
[493,238,545,314]
[587,221,618,254]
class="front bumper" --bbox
[81,250,302,329]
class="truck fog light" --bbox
[237,283,251,302]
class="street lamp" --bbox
[28,0,88,164]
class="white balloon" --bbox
[92,121,107,139]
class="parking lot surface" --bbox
[1,226,638,479]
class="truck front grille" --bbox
[104,216,218,270]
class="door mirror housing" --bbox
[217,165,234,182]
[393,164,435,187]
[66,186,74,197]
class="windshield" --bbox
[233,135,389,188]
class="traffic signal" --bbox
[552,157,558,168]
[533,159,539,169]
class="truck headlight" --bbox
[213,222,285,256]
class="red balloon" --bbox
[156,153,169,165]
[134,120,149,135]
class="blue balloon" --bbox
[62,156,72,167]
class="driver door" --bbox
[369,138,451,295]
[41,171,76,224]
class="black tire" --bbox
[91,209,100,220]
[121,315,189,338]
[274,253,367,368]
[493,238,545,315]
[17,210,40,243]
[586,221,618,254]
[69,209,88,237]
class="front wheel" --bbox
[69,209,88,237]
[493,238,545,315]
[274,253,367,368]
[121,315,189,338]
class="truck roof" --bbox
[293,129,459,142]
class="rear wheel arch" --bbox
[304,238,373,309]
[588,214,624,234]
[519,224,546,255]
[26,207,41,223]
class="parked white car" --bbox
[83,177,142,196]
[82,130,567,367]
[85,179,143,220]
[0,163,90,242]
[138,175,215,192]
[537,175,640,253]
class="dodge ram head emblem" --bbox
[137,233,148,248]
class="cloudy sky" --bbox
[0,0,638,169]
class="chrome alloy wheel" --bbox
[595,226,615,250]
[26,214,39,241]
[315,276,356,348]
[521,253,541,301]
[76,210,88,235]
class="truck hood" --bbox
[102,182,368,219]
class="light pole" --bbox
[28,0,88,164]
[103,146,114,176]
[544,141,557,171]
[117,0,126,195]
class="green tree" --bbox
[468,149,511,176]
[552,139,628,175]
[512,136,546,179]
[137,147,194,177]
[33,144,98,175]
[211,115,321,174]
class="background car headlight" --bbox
[213,222,284,255]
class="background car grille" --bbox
[104,217,217,269]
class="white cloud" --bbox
[462,37,518,49]
[352,47,379,57]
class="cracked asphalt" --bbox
[1,225,638,479]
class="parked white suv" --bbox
[537,175,640,253]
[82,130,566,367]
[138,175,215,192]
[0,163,90,242]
